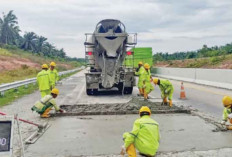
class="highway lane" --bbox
[150,78,232,119]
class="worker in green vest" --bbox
[135,62,146,96]
[121,106,160,157]
[31,88,65,118]
[153,78,174,107]
[48,62,59,89]
[221,96,232,130]
[143,63,154,100]
[37,64,51,98]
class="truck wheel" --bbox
[93,89,98,95]
[124,87,133,94]
[86,89,92,95]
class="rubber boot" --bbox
[163,98,168,105]
[137,88,144,96]
[41,108,52,118]
[169,100,173,107]
[144,92,148,101]
[126,144,137,157]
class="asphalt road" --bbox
[150,78,232,119]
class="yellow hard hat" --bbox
[144,63,150,69]
[153,78,159,84]
[138,61,143,65]
[42,64,48,69]
[51,88,59,95]
[50,62,56,67]
[222,96,232,107]
[139,106,151,115]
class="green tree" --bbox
[35,36,47,53]
[21,32,37,51]
[0,10,20,44]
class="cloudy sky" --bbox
[1,0,232,58]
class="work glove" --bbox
[120,145,126,156]
[221,120,226,125]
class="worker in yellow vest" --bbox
[121,106,160,157]
[221,96,232,130]
[135,62,146,96]
[142,63,154,100]
[48,62,59,89]
[31,88,65,118]
[37,64,51,98]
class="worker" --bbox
[121,106,160,157]
[221,96,232,130]
[143,63,154,100]
[48,62,59,89]
[31,88,65,118]
[153,78,174,107]
[135,62,145,96]
[37,64,51,98]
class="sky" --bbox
[1,0,232,58]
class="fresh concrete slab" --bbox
[26,114,232,157]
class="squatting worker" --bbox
[121,106,160,157]
[37,64,51,98]
[143,63,154,100]
[221,96,232,130]
[48,61,59,89]
[153,78,174,107]
[135,61,145,96]
[31,88,65,118]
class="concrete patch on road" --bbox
[53,97,190,117]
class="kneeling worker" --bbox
[221,96,232,130]
[121,106,160,157]
[31,88,65,118]
[153,78,174,107]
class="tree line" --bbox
[153,43,232,62]
[0,10,79,61]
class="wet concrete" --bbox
[26,114,232,157]
[56,97,190,117]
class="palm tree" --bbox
[35,36,47,53]
[21,32,37,52]
[42,42,55,56]
[57,48,66,58]
[0,10,20,44]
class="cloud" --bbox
[1,0,232,57]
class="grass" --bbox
[0,70,81,107]
[0,66,40,84]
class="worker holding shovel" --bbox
[31,88,65,118]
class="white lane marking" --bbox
[75,84,85,103]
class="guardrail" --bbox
[0,68,82,96]
[152,67,232,90]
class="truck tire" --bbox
[86,89,92,95]
[86,89,98,95]
[124,87,133,94]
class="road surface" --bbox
[1,70,232,157]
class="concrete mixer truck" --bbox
[84,19,137,95]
